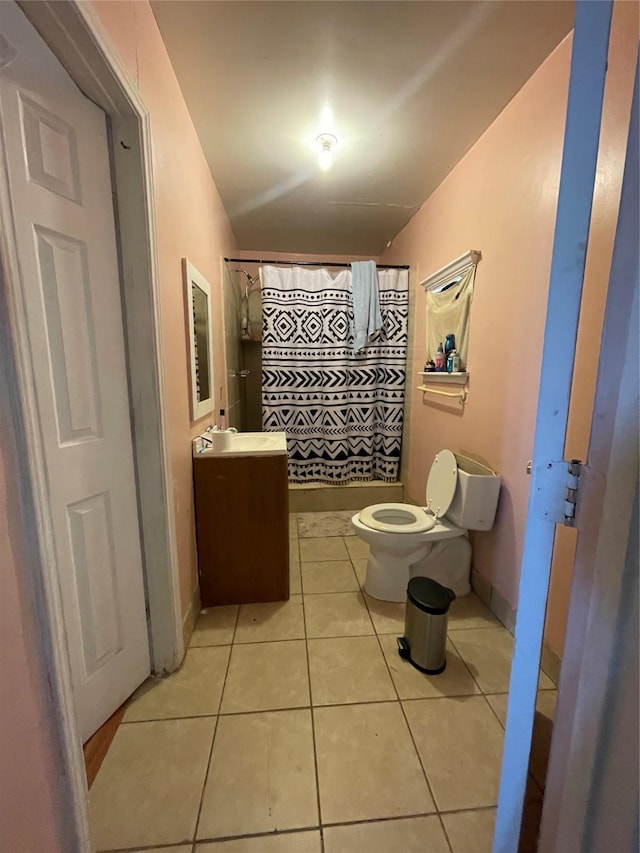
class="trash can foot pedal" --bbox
[397,636,411,660]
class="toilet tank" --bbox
[446,454,501,531]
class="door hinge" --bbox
[563,459,582,527]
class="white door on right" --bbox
[0,2,150,742]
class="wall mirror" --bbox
[184,259,215,420]
[421,249,481,371]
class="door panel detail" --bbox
[67,492,123,674]
[19,92,81,202]
[34,226,102,443]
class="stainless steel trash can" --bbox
[397,577,455,674]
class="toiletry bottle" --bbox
[450,350,461,372]
[219,408,226,430]
[434,343,445,372]
[444,334,456,363]
[446,351,454,373]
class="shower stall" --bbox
[222,259,409,498]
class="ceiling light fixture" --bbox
[316,133,337,171]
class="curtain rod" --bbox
[224,257,409,270]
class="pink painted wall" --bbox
[92,1,237,621]
[382,4,637,655]
[382,35,573,610]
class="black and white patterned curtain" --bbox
[262,265,408,483]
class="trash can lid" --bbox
[407,576,456,615]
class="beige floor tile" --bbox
[404,696,504,811]
[123,647,230,721]
[364,594,406,634]
[197,830,321,852]
[220,640,310,713]
[290,538,300,564]
[89,717,215,849]
[448,627,514,693]
[344,535,369,560]
[235,595,305,643]
[298,510,356,538]
[486,688,556,725]
[304,592,373,638]
[290,561,302,594]
[190,606,238,647]
[132,848,192,853]
[447,593,500,630]
[451,630,554,693]
[379,634,480,700]
[324,815,449,853]
[441,808,496,853]
[301,560,359,594]
[308,636,395,705]
[197,709,318,838]
[352,557,368,587]
[289,513,299,537]
[485,693,509,726]
[299,536,349,561]
[314,702,434,823]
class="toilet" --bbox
[351,450,501,602]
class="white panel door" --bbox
[0,2,150,741]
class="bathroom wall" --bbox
[381,2,638,656]
[91,0,237,625]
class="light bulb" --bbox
[319,146,332,171]
[316,133,337,172]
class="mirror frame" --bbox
[183,258,215,421]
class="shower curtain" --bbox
[262,265,409,483]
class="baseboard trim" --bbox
[488,585,518,635]
[471,569,517,633]
[181,585,201,653]
[471,570,562,685]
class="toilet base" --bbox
[363,536,472,602]
[363,549,428,602]
[413,537,472,597]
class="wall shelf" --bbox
[418,371,469,385]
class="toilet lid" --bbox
[359,503,435,534]
[425,450,458,518]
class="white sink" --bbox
[193,431,287,458]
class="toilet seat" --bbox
[425,449,458,518]
[357,450,460,537]
[358,503,436,534]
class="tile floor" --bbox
[89,510,556,853]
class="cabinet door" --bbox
[194,455,289,606]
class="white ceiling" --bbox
[151,1,573,256]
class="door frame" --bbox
[493,1,614,849]
[539,62,639,852]
[0,1,183,847]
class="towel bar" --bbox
[417,384,469,405]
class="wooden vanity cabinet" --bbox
[193,453,289,606]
